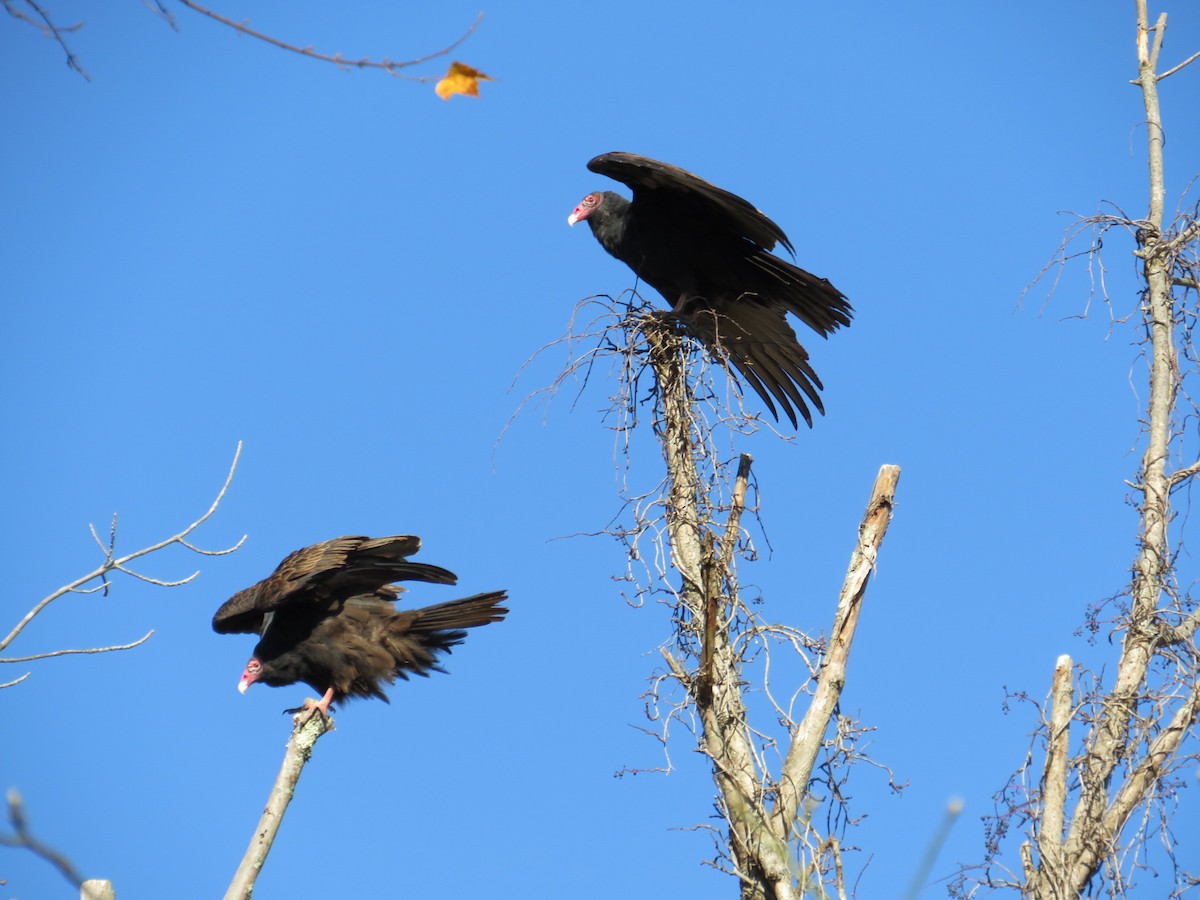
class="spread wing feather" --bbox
[678,302,825,428]
[588,152,793,254]
[212,535,457,635]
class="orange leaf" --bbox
[435,61,493,100]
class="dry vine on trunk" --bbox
[523,294,902,899]
[954,5,1199,897]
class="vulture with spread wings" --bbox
[569,152,852,428]
[213,535,507,716]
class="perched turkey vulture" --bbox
[569,152,852,427]
[212,535,507,716]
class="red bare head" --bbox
[238,658,262,695]
[567,192,604,226]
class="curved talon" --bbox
[287,688,336,724]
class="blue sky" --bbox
[4,2,1199,897]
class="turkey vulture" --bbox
[568,152,852,428]
[212,535,507,716]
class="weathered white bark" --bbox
[80,880,115,900]
[773,464,900,838]
[642,317,899,900]
[1019,6,1200,895]
[224,712,335,900]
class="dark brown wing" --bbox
[587,151,794,255]
[285,591,510,701]
[382,591,509,634]
[212,535,457,635]
[371,591,510,686]
[673,304,824,428]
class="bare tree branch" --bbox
[773,464,900,835]
[1131,47,1200,82]
[141,0,178,30]
[2,0,90,79]
[12,3,483,83]
[634,314,900,900]
[1050,10,1196,893]
[174,2,482,80]
[0,442,245,683]
[1169,458,1200,486]
[1166,216,1200,254]
[508,291,907,897]
[955,6,1200,895]
[1031,655,1074,892]
[903,799,964,900]
[224,711,335,899]
[0,630,154,665]
[0,789,111,896]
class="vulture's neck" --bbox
[588,192,631,257]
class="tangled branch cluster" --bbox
[515,292,900,896]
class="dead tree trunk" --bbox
[963,5,1200,896]
[1029,8,1200,896]
[641,316,900,899]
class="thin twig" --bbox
[141,0,178,30]
[1169,459,1200,487]
[3,0,90,79]
[0,790,88,889]
[0,443,245,661]
[1153,48,1200,82]
[0,630,154,666]
[175,1,482,80]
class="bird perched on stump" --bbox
[569,152,852,428]
[212,535,507,717]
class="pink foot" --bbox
[288,687,336,724]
